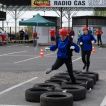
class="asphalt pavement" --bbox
[0,44,105,106]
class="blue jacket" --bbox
[50,37,80,59]
[78,34,96,51]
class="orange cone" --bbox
[40,49,44,58]
[92,46,96,54]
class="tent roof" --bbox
[19,14,56,27]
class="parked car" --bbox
[0,28,8,45]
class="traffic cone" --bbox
[92,46,96,54]
[40,48,44,58]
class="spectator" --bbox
[24,29,29,43]
[95,28,103,46]
[49,29,56,44]
[88,27,93,35]
[68,28,75,42]
[19,29,25,42]
[11,31,16,41]
[32,31,38,47]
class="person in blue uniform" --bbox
[78,26,96,72]
[46,28,80,84]
[88,27,93,35]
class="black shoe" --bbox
[83,64,86,70]
[71,79,76,84]
[72,81,77,84]
[46,68,53,74]
[86,67,89,72]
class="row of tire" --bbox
[25,70,99,106]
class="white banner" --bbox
[50,0,106,7]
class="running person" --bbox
[78,26,96,72]
[46,28,80,84]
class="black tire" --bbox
[51,75,70,81]
[62,80,87,88]
[45,78,66,85]
[77,74,96,85]
[73,70,83,74]
[25,87,49,102]
[55,73,69,76]
[45,82,63,92]
[40,92,73,106]
[33,83,60,91]
[75,76,94,89]
[61,85,86,101]
[82,72,99,81]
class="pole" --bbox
[60,7,63,28]
[2,5,4,30]
[15,10,17,35]
[10,27,11,35]
[86,18,88,27]
[68,11,71,29]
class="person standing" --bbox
[88,27,93,35]
[32,31,38,47]
[56,30,60,43]
[19,29,24,43]
[95,28,103,46]
[78,26,96,72]
[77,30,82,45]
[24,29,29,43]
[78,30,82,37]
[68,28,75,58]
[49,29,56,44]
[46,28,80,84]
[68,28,75,42]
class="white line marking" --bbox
[14,53,55,64]
[0,56,81,96]
[0,51,27,57]
[1,55,34,57]
[45,55,56,57]
[0,77,38,95]
[100,96,106,106]
[0,104,32,106]
[72,57,81,62]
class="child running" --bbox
[78,26,96,72]
[46,28,80,84]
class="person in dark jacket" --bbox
[46,28,80,84]
[68,28,75,42]
[24,29,29,43]
[95,28,103,46]
[78,26,96,72]
[19,29,24,41]
[88,27,93,35]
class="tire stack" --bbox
[25,70,99,106]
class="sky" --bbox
[0,10,93,32]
